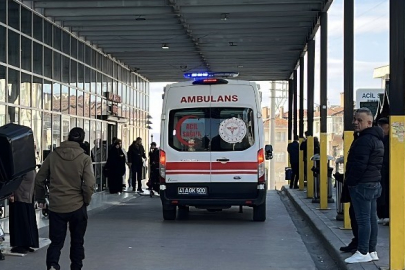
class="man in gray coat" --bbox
[36,127,95,270]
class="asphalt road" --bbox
[1,191,320,270]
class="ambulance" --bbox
[159,72,273,221]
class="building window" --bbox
[274,152,286,163]
[0,0,150,195]
[275,131,286,142]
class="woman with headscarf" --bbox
[105,139,126,194]
[9,170,39,254]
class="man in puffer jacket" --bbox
[344,108,384,264]
[36,127,95,270]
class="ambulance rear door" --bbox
[209,83,259,188]
[164,84,213,185]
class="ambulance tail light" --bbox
[258,148,265,183]
[159,150,166,183]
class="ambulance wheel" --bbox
[163,207,177,220]
[178,206,189,220]
[253,203,266,222]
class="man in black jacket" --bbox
[287,135,300,189]
[344,108,383,264]
[128,137,147,193]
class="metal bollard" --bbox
[334,156,344,221]
[311,154,335,203]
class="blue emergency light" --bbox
[184,72,239,79]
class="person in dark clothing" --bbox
[128,137,147,192]
[287,135,300,189]
[344,108,384,264]
[35,127,95,270]
[9,170,39,254]
[313,137,320,154]
[148,142,160,195]
[301,131,320,181]
[105,139,126,194]
[377,117,390,224]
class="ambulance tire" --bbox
[178,206,189,220]
[253,203,266,222]
[163,207,177,220]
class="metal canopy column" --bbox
[307,39,315,199]
[343,0,354,230]
[287,79,294,189]
[319,12,329,209]
[293,70,298,140]
[288,79,293,143]
[389,0,405,268]
[299,57,305,191]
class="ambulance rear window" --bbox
[168,107,255,152]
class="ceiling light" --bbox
[221,13,229,21]
[162,43,169,49]
[237,65,243,68]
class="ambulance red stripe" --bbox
[166,171,257,175]
[166,162,257,171]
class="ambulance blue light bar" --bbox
[184,72,239,79]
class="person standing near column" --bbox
[287,135,300,189]
[344,108,384,264]
[376,117,390,225]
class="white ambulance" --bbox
[159,72,273,221]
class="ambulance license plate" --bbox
[178,187,207,195]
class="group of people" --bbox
[4,127,160,269]
[103,137,160,195]
[287,132,320,189]
[340,109,389,264]
[287,108,390,264]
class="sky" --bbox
[148,0,389,143]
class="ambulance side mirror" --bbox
[265,145,273,160]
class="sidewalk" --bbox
[0,179,152,257]
[283,186,389,270]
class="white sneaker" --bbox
[345,251,372,263]
[370,251,379,261]
[377,218,385,224]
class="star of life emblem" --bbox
[219,117,247,144]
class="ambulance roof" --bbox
[166,79,256,88]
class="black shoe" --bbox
[10,246,28,254]
[138,189,144,193]
[339,245,357,253]
[24,247,35,252]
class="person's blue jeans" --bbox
[349,182,382,254]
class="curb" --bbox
[282,186,378,270]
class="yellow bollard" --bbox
[342,203,351,230]
[299,138,304,191]
[319,133,328,209]
[389,116,405,270]
[306,136,314,198]
[342,131,354,229]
